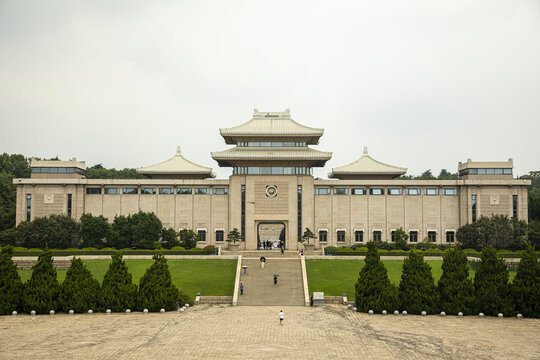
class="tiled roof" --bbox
[138,147,215,177]
[329,147,406,177]
[211,147,332,160]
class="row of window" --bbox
[315,188,458,196]
[31,167,84,174]
[467,168,512,175]
[318,230,456,243]
[233,167,313,175]
[197,229,223,242]
[86,187,228,195]
[237,142,307,147]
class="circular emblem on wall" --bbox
[265,185,278,198]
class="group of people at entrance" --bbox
[258,240,283,250]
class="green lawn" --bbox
[306,259,517,297]
[18,259,237,297]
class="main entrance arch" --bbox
[257,222,285,250]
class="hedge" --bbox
[325,249,540,258]
[4,248,215,257]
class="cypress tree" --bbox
[473,247,513,316]
[59,257,100,313]
[512,245,540,317]
[0,246,24,314]
[437,245,474,315]
[138,253,178,311]
[398,250,438,314]
[355,242,398,312]
[100,251,137,311]
[24,248,60,314]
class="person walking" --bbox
[279,310,284,325]
[240,283,244,296]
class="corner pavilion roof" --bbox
[328,147,407,179]
[138,147,215,178]
[219,109,324,144]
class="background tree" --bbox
[0,246,24,314]
[519,170,540,221]
[0,172,16,232]
[225,228,242,245]
[527,220,540,248]
[457,215,527,251]
[80,213,110,248]
[398,250,438,314]
[415,169,436,180]
[85,164,146,179]
[138,253,178,311]
[355,242,398,312]
[107,215,132,249]
[179,228,199,249]
[473,247,513,316]
[100,252,138,311]
[392,228,409,250]
[512,245,540,317]
[161,227,179,249]
[129,211,162,249]
[24,248,60,313]
[58,257,100,313]
[437,245,474,315]
[438,169,458,180]
[300,228,316,244]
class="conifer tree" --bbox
[100,251,137,311]
[0,246,24,314]
[398,250,438,314]
[512,245,540,317]
[437,244,474,315]
[59,257,100,313]
[138,253,178,311]
[24,248,60,314]
[473,247,513,316]
[355,242,398,312]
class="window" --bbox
[443,188,457,196]
[315,188,330,195]
[469,168,478,174]
[319,230,328,242]
[159,188,174,195]
[215,230,224,242]
[513,195,518,218]
[195,188,210,195]
[26,194,31,221]
[198,230,206,242]
[486,168,495,175]
[104,188,120,195]
[369,188,384,195]
[472,194,477,222]
[337,230,345,242]
[391,231,397,242]
[424,188,439,195]
[428,231,437,242]
[67,194,72,218]
[352,188,366,195]
[241,185,245,239]
[178,187,192,195]
[58,167,66,173]
[333,188,349,195]
[406,188,420,195]
[31,167,40,173]
[123,187,138,195]
[494,168,503,175]
[355,230,363,242]
[67,167,75,173]
[212,188,228,195]
[388,188,403,195]
[409,231,418,243]
[234,167,312,175]
[298,185,302,241]
[503,168,512,175]
[86,188,102,195]
[49,167,57,173]
[478,168,486,175]
[446,231,455,243]
[141,187,156,195]
[373,231,381,242]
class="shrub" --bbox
[154,241,162,250]
[24,248,60,314]
[340,248,354,252]
[356,247,368,252]
[177,289,194,306]
[161,227,179,249]
[0,246,23,314]
[398,250,438,314]
[512,245,540,317]
[80,213,109,249]
[437,245,474,315]
[59,257,100,313]
[189,247,202,251]
[138,253,178,311]
[355,242,398,312]
[81,247,99,251]
[100,252,138,312]
[324,246,338,254]
[171,246,186,251]
[202,245,216,253]
[473,247,513,316]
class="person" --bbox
[274,275,278,285]
[243,266,247,276]
[279,310,284,325]
[240,283,244,296]
[281,247,284,256]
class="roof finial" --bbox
[363,146,368,156]
[176,146,182,155]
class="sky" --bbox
[1,0,539,179]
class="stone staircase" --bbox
[236,258,305,306]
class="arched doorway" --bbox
[257,222,285,250]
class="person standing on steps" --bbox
[279,310,284,325]
[274,275,278,285]
[281,247,284,256]
[240,283,244,295]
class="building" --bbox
[14,109,530,250]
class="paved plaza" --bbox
[0,305,539,359]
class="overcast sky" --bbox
[1,0,539,179]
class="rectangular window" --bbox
[66,167,75,173]
[424,188,439,195]
[67,194,72,218]
[486,168,495,175]
[212,188,228,195]
[373,231,381,242]
[513,195,518,218]
[298,185,302,242]
[58,167,66,173]
[178,187,192,195]
[241,185,245,239]
[472,194,477,222]
[159,188,174,195]
[31,167,40,173]
[195,188,210,195]
[337,230,346,242]
[503,168,512,175]
[26,194,31,221]
[428,231,437,242]
[469,168,478,174]
[319,230,327,243]
[494,168,503,175]
[215,230,224,242]
[478,168,486,175]
[40,167,50,173]
[352,188,366,195]
[443,188,457,195]
[315,188,330,195]
[333,188,349,195]
[86,188,102,195]
[123,187,138,195]
[391,231,397,242]
[141,187,156,195]
[49,167,58,173]
[198,230,206,242]
[355,230,363,242]
[388,188,403,195]
[446,231,455,243]
[409,231,418,243]
[406,188,420,195]
[104,188,120,195]
[369,188,384,195]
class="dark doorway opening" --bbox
[257,222,285,250]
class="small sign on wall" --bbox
[490,195,500,206]
[44,194,54,204]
